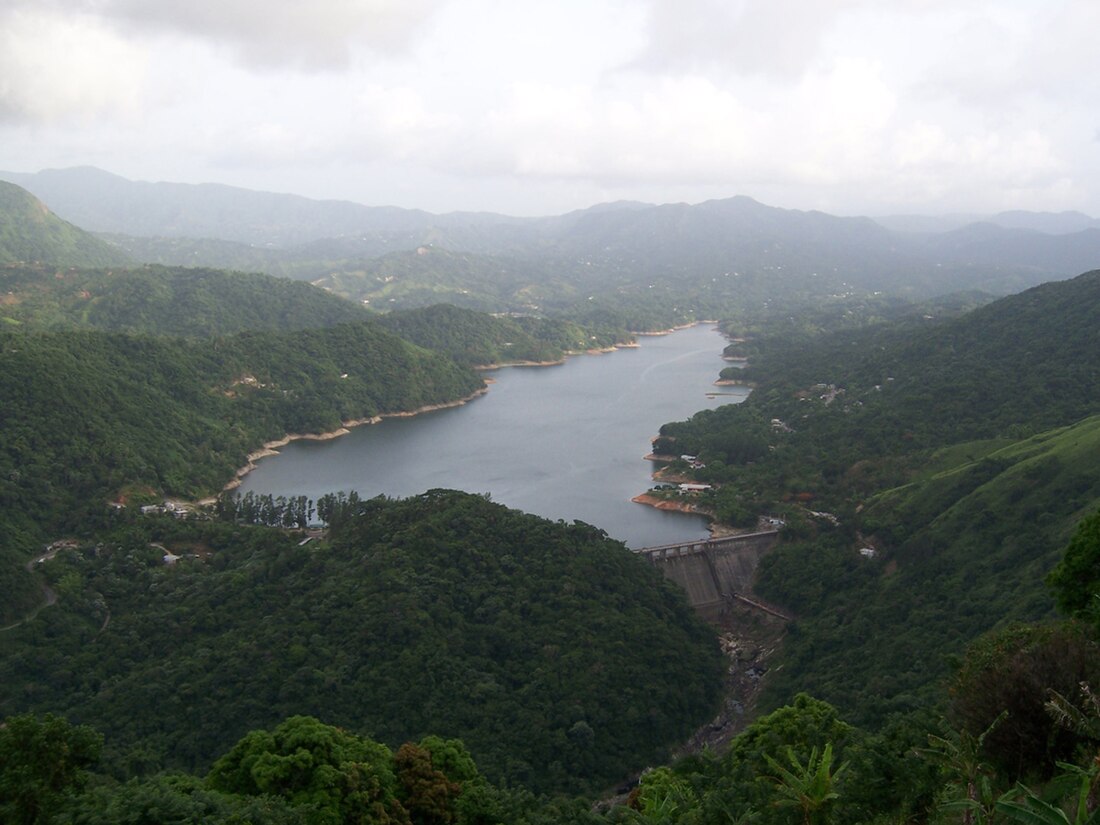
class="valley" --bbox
[0,173,1098,824]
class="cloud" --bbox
[207,83,459,170]
[630,0,864,80]
[458,65,894,188]
[1,0,1095,217]
[0,8,147,123]
[13,0,448,70]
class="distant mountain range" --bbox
[875,209,1100,235]
[5,165,1097,245]
[3,167,1100,323]
[0,166,528,247]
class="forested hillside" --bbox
[10,168,1100,336]
[0,264,371,335]
[0,492,723,796]
[655,270,1100,724]
[0,323,482,529]
[376,304,626,366]
[0,182,131,268]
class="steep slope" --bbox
[757,416,1100,722]
[0,265,370,336]
[0,181,131,268]
[655,270,1100,724]
[0,323,483,528]
[729,269,1100,465]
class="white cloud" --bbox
[631,0,859,80]
[0,0,1097,216]
[11,0,448,70]
[0,9,148,123]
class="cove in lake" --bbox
[237,324,749,548]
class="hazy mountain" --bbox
[0,166,531,247]
[7,167,1100,315]
[872,213,984,233]
[988,209,1100,234]
[874,209,1100,235]
[904,223,1100,281]
[0,181,132,268]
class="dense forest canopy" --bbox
[652,270,1100,726]
[0,492,723,797]
[0,323,482,523]
[0,265,372,336]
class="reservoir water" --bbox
[237,324,748,547]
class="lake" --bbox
[237,324,748,547]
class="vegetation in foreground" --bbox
[0,492,723,797]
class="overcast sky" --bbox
[1,0,1097,217]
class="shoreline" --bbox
[472,340,644,371]
[223,322,731,501]
[630,493,709,516]
[633,320,717,337]
[222,334,670,492]
[223,386,490,492]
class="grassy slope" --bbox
[756,415,1100,724]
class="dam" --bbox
[635,530,790,621]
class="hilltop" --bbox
[0,181,131,268]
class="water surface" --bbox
[238,324,748,547]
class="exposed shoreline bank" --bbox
[223,387,490,493]
[630,493,712,517]
[222,321,729,510]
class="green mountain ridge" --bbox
[0,322,483,532]
[0,181,131,268]
[375,304,625,367]
[654,269,1100,725]
[7,168,1100,331]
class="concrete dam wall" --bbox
[635,531,783,620]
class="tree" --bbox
[948,622,1100,779]
[919,714,1006,825]
[55,772,305,825]
[0,713,102,825]
[207,716,409,825]
[764,743,848,825]
[1048,509,1100,629]
[395,743,461,825]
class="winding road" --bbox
[0,545,62,633]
